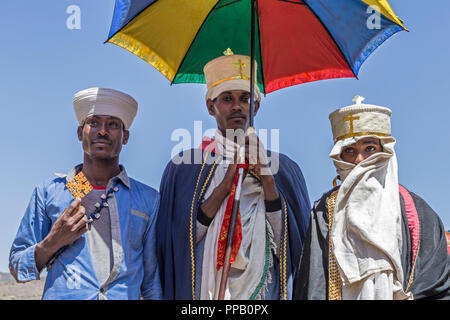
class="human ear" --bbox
[122,130,130,145]
[206,99,216,116]
[254,101,260,116]
[77,126,83,141]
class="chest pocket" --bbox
[126,209,149,249]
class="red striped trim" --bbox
[91,185,107,190]
[399,185,420,265]
[265,69,355,93]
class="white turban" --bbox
[203,51,261,102]
[73,87,138,130]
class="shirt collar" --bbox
[63,164,131,189]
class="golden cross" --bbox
[65,171,93,199]
[343,113,360,135]
[233,59,246,79]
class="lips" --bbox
[92,139,111,145]
[228,114,246,121]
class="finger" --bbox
[233,149,239,164]
[73,214,88,233]
[246,145,259,165]
[57,207,69,221]
[72,205,87,223]
[74,223,89,239]
[66,198,82,216]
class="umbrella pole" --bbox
[217,166,245,300]
[217,0,256,300]
[249,0,256,129]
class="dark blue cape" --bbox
[156,149,311,300]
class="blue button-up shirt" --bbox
[9,165,162,300]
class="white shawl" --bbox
[330,135,412,300]
[200,130,269,300]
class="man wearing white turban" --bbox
[156,50,311,300]
[295,97,450,300]
[9,87,162,300]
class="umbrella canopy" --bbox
[106,0,405,94]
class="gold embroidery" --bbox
[405,240,420,293]
[334,131,390,143]
[332,176,339,188]
[279,196,288,300]
[327,190,342,300]
[343,113,360,136]
[208,75,250,89]
[233,59,247,79]
[189,153,219,300]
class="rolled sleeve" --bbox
[9,244,40,282]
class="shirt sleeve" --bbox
[141,195,163,300]
[9,186,51,282]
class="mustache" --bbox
[227,112,247,120]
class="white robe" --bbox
[199,130,273,300]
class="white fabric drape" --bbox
[200,130,268,300]
[329,135,412,300]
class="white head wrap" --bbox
[204,49,261,102]
[328,96,411,300]
[73,87,138,130]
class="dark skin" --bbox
[340,137,383,164]
[201,90,279,220]
[34,115,129,271]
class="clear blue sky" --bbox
[1,1,449,272]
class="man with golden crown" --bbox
[156,50,311,300]
[9,88,162,299]
[295,96,450,300]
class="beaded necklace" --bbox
[87,186,118,223]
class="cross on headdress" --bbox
[233,59,247,79]
[343,113,360,136]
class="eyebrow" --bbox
[219,91,250,96]
[361,139,380,145]
[87,115,120,121]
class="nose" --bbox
[231,98,243,112]
[97,122,108,136]
[354,152,365,165]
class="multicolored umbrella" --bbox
[105,0,406,300]
[106,0,405,95]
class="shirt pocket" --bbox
[126,209,150,250]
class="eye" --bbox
[365,145,377,153]
[240,95,250,104]
[86,119,98,127]
[344,147,355,154]
[109,120,120,129]
[221,95,232,102]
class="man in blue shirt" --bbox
[9,87,162,300]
